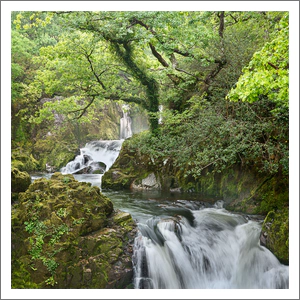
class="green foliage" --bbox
[56,207,67,218]
[128,91,288,178]
[227,13,289,114]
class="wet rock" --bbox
[45,163,55,173]
[132,173,161,190]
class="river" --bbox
[31,173,289,289]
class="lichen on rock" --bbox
[11,172,136,289]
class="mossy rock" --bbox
[260,207,289,265]
[12,149,39,172]
[11,168,31,194]
[12,172,136,288]
[33,136,78,172]
[102,141,153,190]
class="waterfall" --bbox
[60,140,123,175]
[133,202,289,289]
[120,104,132,140]
[61,104,134,175]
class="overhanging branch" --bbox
[70,96,95,119]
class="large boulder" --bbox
[131,172,161,190]
[11,172,136,288]
[260,208,289,265]
[11,168,31,193]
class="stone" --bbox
[11,168,31,193]
[260,208,289,265]
[132,173,161,190]
[11,172,136,288]
[113,211,132,224]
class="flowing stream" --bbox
[60,140,123,175]
[101,187,289,289]
[35,107,289,289]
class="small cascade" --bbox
[120,104,132,139]
[61,104,134,175]
[60,140,123,175]
[133,202,289,289]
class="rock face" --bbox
[260,208,289,265]
[12,149,39,172]
[11,172,137,289]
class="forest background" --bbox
[2,1,299,300]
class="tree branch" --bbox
[149,43,169,67]
[70,96,95,119]
[85,53,106,90]
[267,62,279,70]
[104,94,145,105]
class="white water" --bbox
[133,202,289,289]
[61,104,133,175]
[30,171,290,290]
[60,140,123,174]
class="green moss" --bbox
[11,168,31,194]
[11,257,41,289]
[33,137,78,171]
[261,208,289,264]
[12,149,39,172]
[12,172,136,288]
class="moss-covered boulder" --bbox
[12,148,39,171]
[11,168,31,194]
[12,172,136,288]
[102,140,153,190]
[260,208,289,265]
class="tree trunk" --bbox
[111,41,160,133]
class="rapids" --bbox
[54,104,289,289]
[131,201,289,289]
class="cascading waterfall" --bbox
[61,104,135,176]
[158,105,163,124]
[133,201,289,289]
[60,140,123,175]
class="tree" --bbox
[11,30,39,143]
[127,12,289,177]
[12,11,288,177]
[21,11,231,132]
